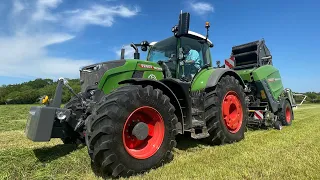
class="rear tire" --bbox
[278,99,293,126]
[203,75,248,145]
[86,85,178,178]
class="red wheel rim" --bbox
[222,91,243,133]
[285,106,291,123]
[122,106,165,159]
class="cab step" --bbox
[190,127,210,139]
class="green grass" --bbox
[0,104,320,180]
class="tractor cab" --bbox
[129,12,214,82]
[146,31,213,81]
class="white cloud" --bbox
[65,4,140,30]
[0,33,93,79]
[188,1,214,15]
[32,0,62,21]
[115,45,135,59]
[12,0,25,14]
[0,0,140,81]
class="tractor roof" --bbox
[150,30,213,47]
[188,31,213,45]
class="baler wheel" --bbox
[203,75,248,145]
[274,121,283,130]
[278,99,293,126]
[85,85,178,178]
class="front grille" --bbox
[80,60,126,92]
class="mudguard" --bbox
[260,79,280,113]
[206,68,246,88]
[118,78,184,133]
[191,67,245,92]
[279,88,295,120]
[283,88,295,107]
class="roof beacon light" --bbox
[205,22,210,28]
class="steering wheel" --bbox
[158,59,173,64]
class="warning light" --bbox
[205,22,210,28]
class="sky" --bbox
[0,0,319,93]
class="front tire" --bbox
[86,85,178,178]
[203,75,248,145]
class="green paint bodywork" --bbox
[97,60,136,90]
[97,59,163,94]
[100,71,134,94]
[190,64,284,101]
[191,67,215,91]
[234,65,284,100]
[236,69,255,82]
[251,65,284,100]
[142,71,164,80]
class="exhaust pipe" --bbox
[120,47,125,59]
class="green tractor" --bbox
[25,12,295,178]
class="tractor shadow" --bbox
[33,144,83,163]
[174,133,211,150]
[174,127,272,151]
[89,134,213,180]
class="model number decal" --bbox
[139,64,163,71]
[139,64,153,69]
[267,78,281,82]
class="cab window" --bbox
[178,37,211,80]
[180,37,210,68]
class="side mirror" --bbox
[140,41,149,52]
[216,60,221,68]
[141,46,148,51]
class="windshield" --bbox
[148,36,177,63]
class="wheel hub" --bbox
[132,122,149,140]
[122,106,165,159]
[222,91,243,133]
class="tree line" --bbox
[303,92,320,103]
[0,78,81,105]
[0,78,319,105]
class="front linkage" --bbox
[25,78,89,143]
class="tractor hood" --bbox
[79,59,163,93]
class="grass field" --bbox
[0,104,320,180]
